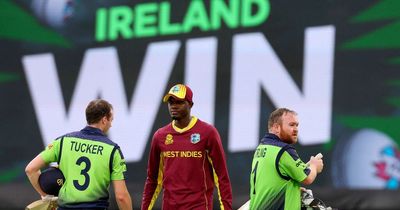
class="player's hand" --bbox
[309,156,323,173]
[41,195,58,201]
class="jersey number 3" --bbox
[73,156,91,191]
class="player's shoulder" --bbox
[64,129,117,147]
[193,119,222,141]
[195,118,217,131]
[281,145,300,161]
[156,123,173,133]
[196,118,211,126]
[261,134,290,148]
[62,131,80,138]
[48,131,79,145]
[152,123,174,139]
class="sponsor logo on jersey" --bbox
[190,133,201,144]
[47,143,53,150]
[165,134,174,145]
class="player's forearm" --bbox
[113,180,133,210]
[141,181,158,210]
[25,169,46,197]
[220,184,233,210]
[116,194,132,210]
[213,165,232,210]
[222,199,233,210]
[208,150,232,209]
[25,155,47,197]
[302,164,317,185]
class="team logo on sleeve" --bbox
[47,143,53,150]
[165,134,174,145]
[190,133,201,144]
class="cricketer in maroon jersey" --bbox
[141,84,232,210]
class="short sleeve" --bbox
[40,138,62,164]
[111,147,127,180]
[279,150,309,182]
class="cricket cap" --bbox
[163,84,193,104]
[38,167,65,196]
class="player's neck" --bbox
[88,124,105,133]
[173,116,192,129]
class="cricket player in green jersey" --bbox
[249,108,323,210]
[26,99,132,210]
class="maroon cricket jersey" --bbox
[141,117,232,210]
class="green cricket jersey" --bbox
[40,126,127,209]
[250,133,310,210]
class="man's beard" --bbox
[281,131,296,144]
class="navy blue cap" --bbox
[38,167,65,196]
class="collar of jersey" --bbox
[82,126,106,136]
[172,116,198,133]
